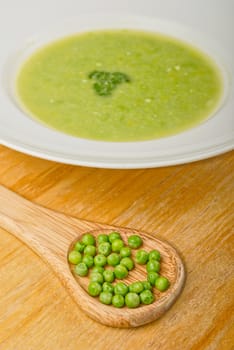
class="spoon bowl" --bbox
[0,185,185,327]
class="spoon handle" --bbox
[0,185,120,325]
[0,185,101,259]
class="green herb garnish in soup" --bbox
[16,30,223,141]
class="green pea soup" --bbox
[16,29,223,142]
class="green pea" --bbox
[142,281,152,291]
[120,257,134,271]
[140,290,155,305]
[98,242,112,256]
[99,292,113,305]
[91,266,104,274]
[135,250,149,265]
[112,294,125,308]
[90,272,104,284]
[125,293,140,308]
[114,265,128,279]
[74,241,85,253]
[147,271,160,285]
[127,235,143,249]
[129,281,144,294]
[112,239,124,252]
[94,254,107,267]
[68,250,82,264]
[97,234,109,244]
[108,231,121,243]
[82,254,94,268]
[155,276,170,292]
[107,253,120,266]
[120,246,131,258]
[82,233,96,246]
[74,262,88,276]
[103,269,115,283]
[146,260,160,273]
[88,282,102,296]
[102,282,114,293]
[149,249,161,261]
[84,245,96,256]
[114,282,129,296]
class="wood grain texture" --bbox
[0,145,233,348]
[0,185,185,327]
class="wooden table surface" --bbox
[0,145,233,350]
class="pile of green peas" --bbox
[68,231,170,308]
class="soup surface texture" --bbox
[16,30,223,141]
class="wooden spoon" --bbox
[0,185,185,328]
